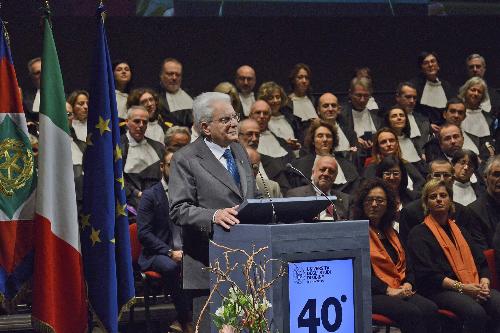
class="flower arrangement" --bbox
[196,242,286,333]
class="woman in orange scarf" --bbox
[352,179,439,333]
[408,179,500,333]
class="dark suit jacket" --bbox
[169,137,256,289]
[410,111,431,153]
[409,75,455,126]
[260,154,292,195]
[399,199,472,245]
[285,184,351,220]
[467,193,500,251]
[136,182,182,271]
[289,153,360,195]
[156,86,194,128]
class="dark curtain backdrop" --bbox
[6,16,500,102]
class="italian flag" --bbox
[31,18,87,333]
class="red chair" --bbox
[372,313,397,333]
[483,249,498,289]
[129,223,163,333]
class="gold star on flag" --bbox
[116,175,125,190]
[95,116,111,135]
[110,238,116,244]
[90,227,102,246]
[114,144,122,162]
[81,214,91,231]
[116,200,127,217]
[86,133,93,146]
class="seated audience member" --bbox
[438,98,491,160]
[465,54,500,117]
[395,82,431,155]
[246,147,282,198]
[157,58,194,128]
[354,67,381,111]
[214,81,243,120]
[375,156,420,209]
[137,148,193,333]
[67,104,86,212]
[234,65,256,117]
[352,178,439,333]
[399,160,473,244]
[287,155,351,220]
[458,77,495,157]
[23,57,41,123]
[290,119,360,195]
[341,76,382,153]
[364,128,425,192]
[383,106,426,174]
[238,117,291,194]
[468,155,500,250]
[127,88,167,144]
[66,90,89,142]
[257,81,303,149]
[122,106,165,209]
[113,60,133,120]
[452,149,481,206]
[408,179,500,333]
[287,63,318,126]
[316,92,358,155]
[425,123,464,163]
[409,51,455,131]
[164,125,191,150]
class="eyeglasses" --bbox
[364,197,387,205]
[213,114,240,125]
[431,172,453,179]
[383,170,401,177]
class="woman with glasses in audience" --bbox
[353,179,440,333]
[289,119,360,195]
[113,60,133,120]
[451,149,482,206]
[258,81,303,150]
[408,179,500,333]
[383,106,426,175]
[127,88,167,145]
[376,156,419,208]
[364,128,425,192]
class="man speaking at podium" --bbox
[169,92,256,330]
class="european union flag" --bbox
[81,5,135,332]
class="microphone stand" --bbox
[286,163,339,221]
[257,171,278,224]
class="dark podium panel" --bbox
[209,221,371,333]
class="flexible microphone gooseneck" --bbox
[286,163,339,221]
[257,171,278,224]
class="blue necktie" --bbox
[223,149,240,186]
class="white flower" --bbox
[215,306,225,317]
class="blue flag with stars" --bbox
[81,5,135,332]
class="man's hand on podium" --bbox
[214,205,240,230]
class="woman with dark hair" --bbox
[113,60,133,119]
[352,179,439,333]
[364,128,425,192]
[258,81,303,149]
[409,51,455,131]
[408,179,500,333]
[375,155,420,209]
[451,149,481,206]
[67,90,89,142]
[127,88,166,144]
[289,119,360,194]
[287,63,318,124]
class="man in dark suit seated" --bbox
[468,155,500,250]
[399,159,474,244]
[169,92,256,331]
[424,122,464,163]
[137,148,193,332]
[287,155,351,220]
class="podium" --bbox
[209,221,371,333]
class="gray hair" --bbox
[165,125,191,146]
[27,57,41,73]
[312,155,337,172]
[466,53,486,68]
[192,92,231,133]
[349,76,373,94]
[127,105,148,119]
[483,154,500,178]
[458,77,488,104]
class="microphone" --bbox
[286,163,339,221]
[257,171,278,224]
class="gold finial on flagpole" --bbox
[99,0,107,23]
